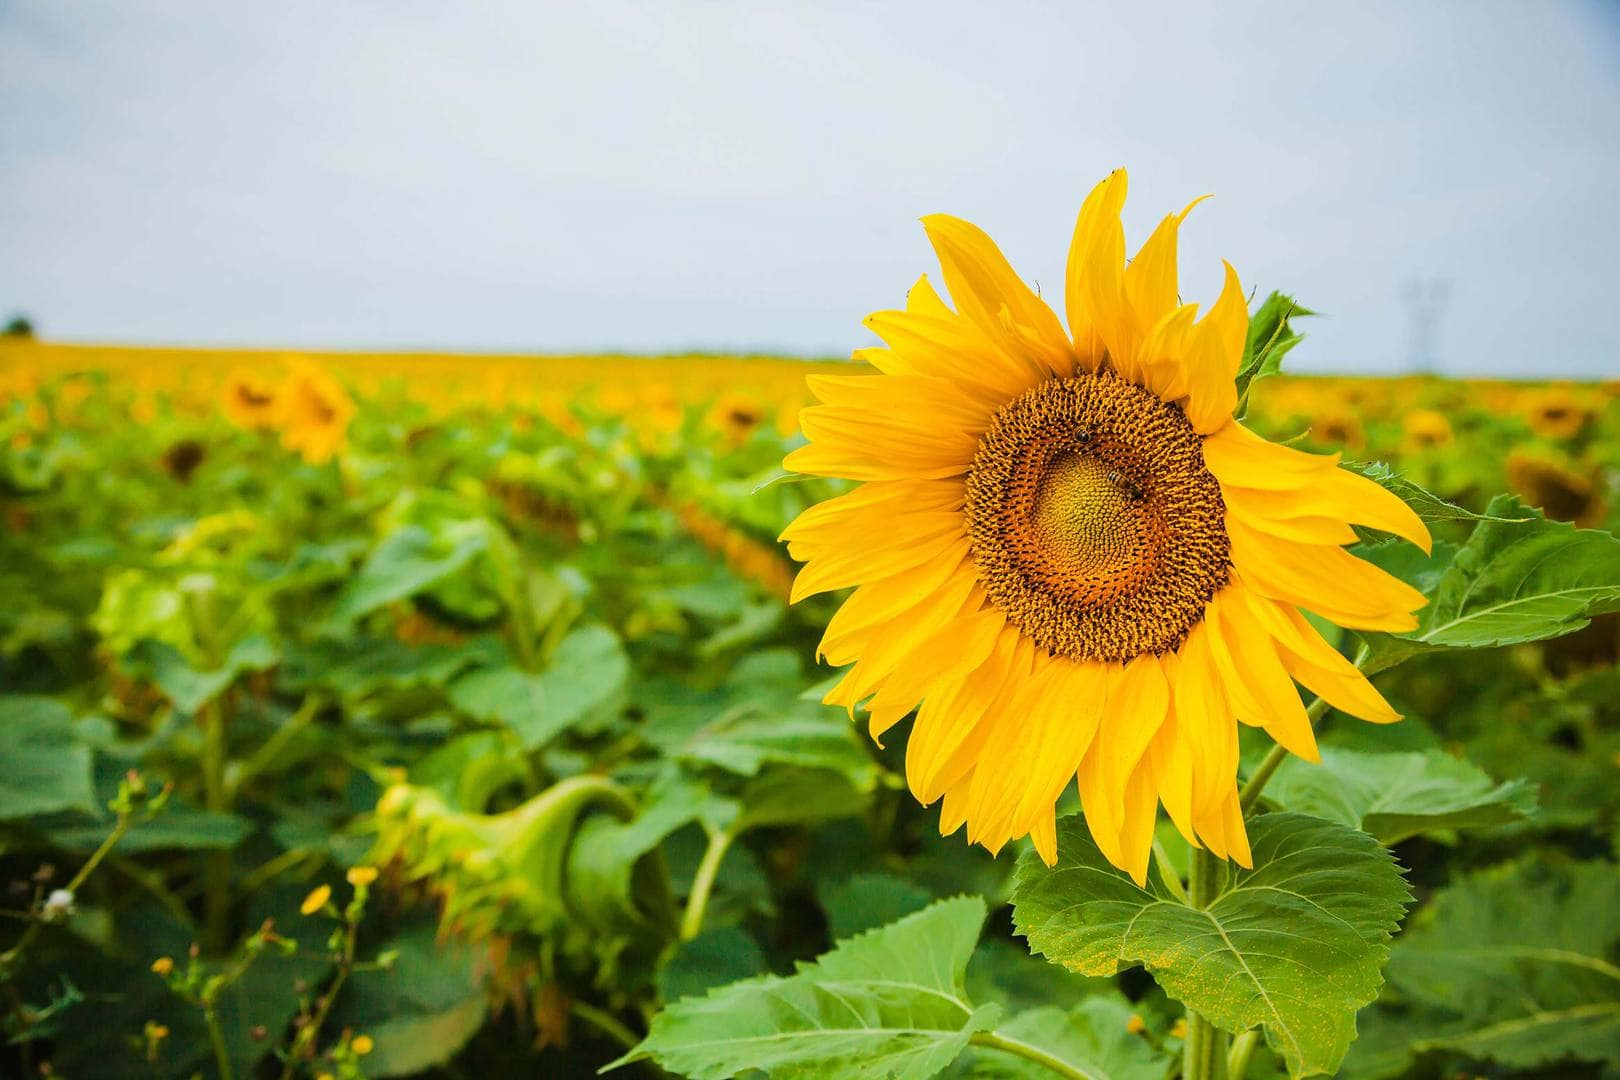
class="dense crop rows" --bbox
[1,340,1616,1078]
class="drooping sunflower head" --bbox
[781,171,1431,883]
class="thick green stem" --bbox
[680,826,735,941]
[201,698,232,954]
[970,1030,1100,1080]
[1226,1028,1261,1080]
[569,1000,642,1051]
[1183,845,1228,1080]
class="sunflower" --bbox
[1401,408,1453,453]
[780,170,1429,883]
[221,368,280,430]
[1507,448,1603,526]
[1521,386,1592,441]
[275,362,355,464]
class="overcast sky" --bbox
[3,2,1618,376]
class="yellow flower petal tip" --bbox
[299,884,332,915]
[780,172,1426,881]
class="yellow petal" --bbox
[907,629,1033,804]
[1227,516,1426,631]
[816,542,973,661]
[1170,622,1239,818]
[1180,263,1246,433]
[1099,655,1170,820]
[921,214,1074,379]
[865,607,1005,742]
[1124,195,1211,345]
[1030,804,1059,867]
[1065,170,1128,370]
[1206,588,1319,762]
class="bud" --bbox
[351,1034,374,1055]
[346,866,379,887]
[150,957,175,977]
[1126,1014,1147,1036]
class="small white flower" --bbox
[42,889,75,920]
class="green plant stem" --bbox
[680,826,735,941]
[201,697,233,954]
[279,917,357,1080]
[205,1006,234,1080]
[0,811,132,971]
[1237,693,1330,814]
[1182,845,1228,1080]
[1226,1028,1261,1080]
[569,1000,641,1051]
[229,695,320,797]
[970,1030,1099,1080]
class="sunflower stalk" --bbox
[1182,844,1229,1080]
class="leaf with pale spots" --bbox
[1011,813,1411,1078]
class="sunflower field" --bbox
[2,289,1618,1080]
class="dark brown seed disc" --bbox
[964,372,1230,662]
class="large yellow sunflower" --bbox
[780,170,1430,884]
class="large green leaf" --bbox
[1264,748,1536,844]
[0,696,97,820]
[1385,856,1620,1071]
[611,896,1001,1079]
[1012,813,1410,1078]
[1360,496,1620,672]
[671,699,881,789]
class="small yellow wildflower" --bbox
[351,1033,375,1055]
[300,884,332,915]
[1171,1018,1188,1039]
[150,956,174,976]
[1126,1014,1147,1035]
[346,866,379,887]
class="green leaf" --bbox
[1360,496,1620,672]
[328,519,492,624]
[817,872,933,940]
[363,996,488,1076]
[1343,462,1533,538]
[1235,292,1314,409]
[612,896,1000,1079]
[674,700,881,788]
[0,696,97,820]
[1264,748,1536,844]
[448,625,627,748]
[123,635,279,714]
[1385,856,1620,1071]
[1012,813,1410,1078]
[657,925,768,1003]
[961,997,1169,1080]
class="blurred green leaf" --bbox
[1264,747,1536,843]
[1012,813,1410,1078]
[1385,856,1620,1071]
[0,696,96,820]
[657,924,767,1003]
[123,634,278,714]
[448,625,626,747]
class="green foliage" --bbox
[1380,856,1620,1072]
[1234,292,1314,411]
[1012,814,1411,1077]
[2,359,1616,1079]
[1263,747,1537,843]
[1360,495,1620,671]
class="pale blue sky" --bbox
[3,2,1618,375]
